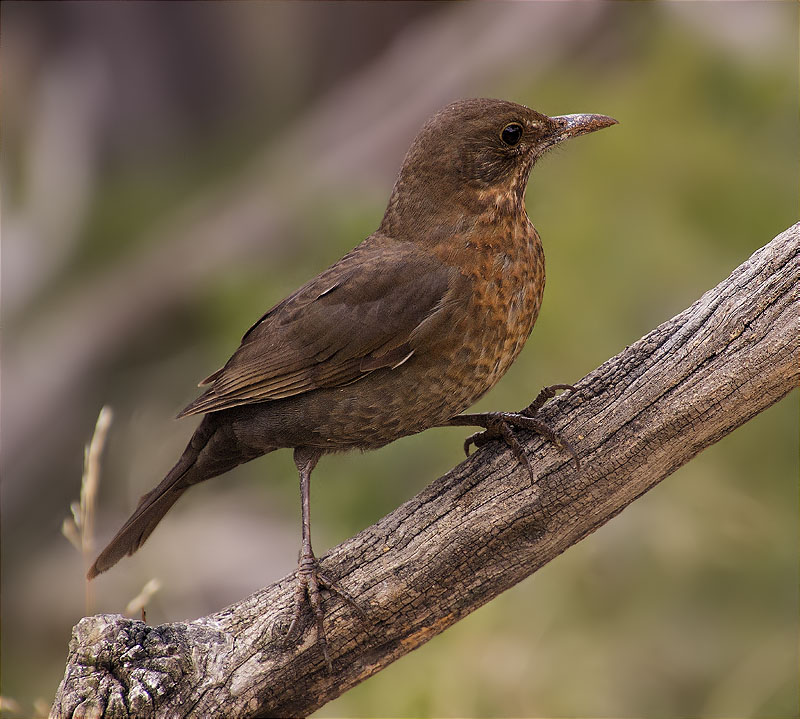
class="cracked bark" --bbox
[51,223,799,719]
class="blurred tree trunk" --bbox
[51,223,799,719]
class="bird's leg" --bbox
[285,447,365,672]
[442,384,580,480]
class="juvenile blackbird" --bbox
[89,98,616,667]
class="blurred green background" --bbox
[2,2,797,717]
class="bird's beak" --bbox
[545,113,618,148]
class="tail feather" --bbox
[87,414,241,579]
[88,409,275,579]
[87,454,194,579]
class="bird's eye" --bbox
[500,122,523,147]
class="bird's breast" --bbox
[431,213,545,410]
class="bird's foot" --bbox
[284,550,366,672]
[460,384,580,480]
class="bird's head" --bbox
[381,98,617,237]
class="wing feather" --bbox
[178,235,457,417]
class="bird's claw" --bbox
[284,552,366,672]
[461,384,580,481]
[465,418,535,479]
[463,429,494,455]
[522,383,576,417]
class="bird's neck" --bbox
[379,173,530,246]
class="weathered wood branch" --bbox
[51,223,799,719]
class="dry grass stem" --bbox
[125,578,163,617]
[61,406,113,614]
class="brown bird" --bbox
[89,98,616,667]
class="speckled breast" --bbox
[434,209,545,415]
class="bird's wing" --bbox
[177,236,459,417]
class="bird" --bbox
[88,98,617,669]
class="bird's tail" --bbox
[87,414,244,579]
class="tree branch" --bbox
[51,223,799,719]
